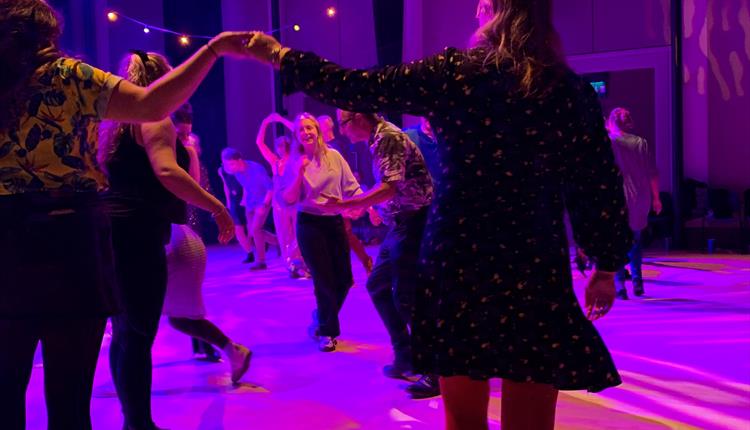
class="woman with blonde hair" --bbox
[279,113,362,352]
[100,51,245,430]
[606,107,661,299]
[247,0,632,427]
[255,112,309,278]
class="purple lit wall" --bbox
[402,0,675,190]
[281,0,377,120]
[221,0,275,162]
[683,0,750,191]
[103,0,166,72]
[219,0,377,159]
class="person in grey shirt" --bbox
[607,107,662,299]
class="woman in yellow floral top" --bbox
[0,1,257,429]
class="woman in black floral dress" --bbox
[247,0,631,428]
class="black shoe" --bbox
[406,374,440,399]
[633,279,645,297]
[623,269,632,280]
[318,336,337,352]
[615,278,628,300]
[242,252,255,264]
[383,364,417,381]
[194,343,222,363]
[249,262,267,271]
[290,266,311,279]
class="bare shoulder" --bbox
[137,117,176,147]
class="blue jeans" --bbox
[616,230,642,284]
[366,208,428,370]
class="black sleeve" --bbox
[280,48,458,116]
[563,84,632,271]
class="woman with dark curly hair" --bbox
[0,1,256,429]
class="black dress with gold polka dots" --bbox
[280,47,632,392]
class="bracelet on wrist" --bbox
[269,46,289,66]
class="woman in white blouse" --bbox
[280,113,362,352]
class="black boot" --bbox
[633,278,645,297]
[615,277,629,300]
[406,374,441,399]
[242,252,255,264]
[193,338,222,362]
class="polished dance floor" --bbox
[25,246,750,429]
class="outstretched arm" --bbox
[105,32,256,123]
[246,33,457,117]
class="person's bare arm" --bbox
[140,119,223,214]
[105,32,255,123]
[185,145,201,183]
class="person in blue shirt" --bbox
[221,148,277,270]
[404,117,440,181]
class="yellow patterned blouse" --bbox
[0,58,122,195]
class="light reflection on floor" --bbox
[24,247,750,429]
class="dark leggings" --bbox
[0,193,116,430]
[109,216,170,430]
[297,212,353,338]
[0,318,106,430]
[168,317,230,350]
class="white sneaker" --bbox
[223,342,251,383]
[318,336,337,352]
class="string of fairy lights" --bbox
[105,6,339,47]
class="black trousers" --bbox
[0,192,116,430]
[296,212,353,338]
[366,208,427,369]
[109,215,170,429]
[0,318,106,430]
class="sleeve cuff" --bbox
[95,73,123,120]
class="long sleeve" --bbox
[280,49,458,116]
[564,85,632,272]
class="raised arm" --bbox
[255,113,292,167]
[246,33,456,116]
[105,32,255,123]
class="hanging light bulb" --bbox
[143,27,150,34]
[179,35,190,46]
[326,7,337,18]
[293,24,301,32]
[107,11,118,22]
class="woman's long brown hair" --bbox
[0,0,62,131]
[472,0,566,97]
